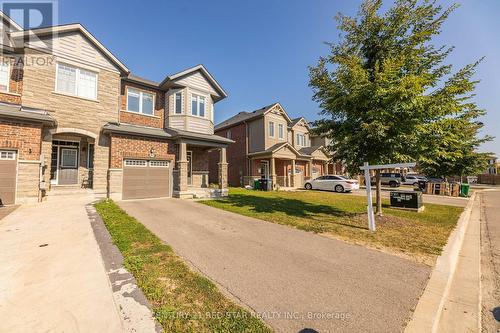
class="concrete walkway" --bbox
[119,198,431,333]
[480,190,500,331]
[0,194,123,332]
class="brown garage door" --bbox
[122,159,171,200]
[0,150,17,205]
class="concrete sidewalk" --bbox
[0,194,123,332]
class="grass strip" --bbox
[95,199,272,333]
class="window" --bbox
[150,160,169,167]
[56,63,97,99]
[278,124,284,140]
[226,129,231,139]
[0,61,9,92]
[175,92,182,114]
[61,149,78,168]
[268,121,275,137]
[0,150,15,160]
[191,94,205,117]
[124,159,147,167]
[127,88,154,115]
[296,133,308,146]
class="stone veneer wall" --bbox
[20,51,121,194]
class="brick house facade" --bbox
[212,103,335,189]
[0,17,232,205]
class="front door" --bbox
[58,148,79,185]
[260,161,269,178]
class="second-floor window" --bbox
[191,94,205,117]
[0,61,10,92]
[127,88,154,115]
[268,121,275,137]
[296,133,308,147]
[56,63,98,100]
[175,92,182,114]
[226,129,231,139]
[278,124,284,140]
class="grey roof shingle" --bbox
[0,103,55,124]
[214,103,278,131]
[102,122,172,139]
[165,128,234,144]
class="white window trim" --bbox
[0,60,10,93]
[190,94,206,118]
[174,91,183,114]
[126,87,155,116]
[0,150,16,160]
[278,123,284,140]
[124,159,147,167]
[55,62,98,100]
[60,148,78,168]
[268,121,275,138]
[149,160,170,167]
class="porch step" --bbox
[46,186,95,200]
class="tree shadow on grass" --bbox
[224,194,358,219]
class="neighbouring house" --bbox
[210,102,339,189]
[482,155,497,175]
[0,12,232,205]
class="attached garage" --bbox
[0,150,17,205]
[122,159,172,200]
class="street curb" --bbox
[86,203,162,333]
[405,191,478,333]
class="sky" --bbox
[50,0,498,155]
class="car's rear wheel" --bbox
[389,181,398,188]
[305,183,312,190]
[335,184,344,193]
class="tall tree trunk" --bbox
[376,169,382,216]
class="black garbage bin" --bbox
[417,180,427,191]
[259,178,272,191]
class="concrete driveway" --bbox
[118,198,431,333]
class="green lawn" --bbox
[201,188,464,258]
[95,200,271,333]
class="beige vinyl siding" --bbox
[175,71,220,99]
[248,118,264,153]
[188,117,213,134]
[264,113,288,150]
[28,32,117,72]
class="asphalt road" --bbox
[480,190,500,331]
[119,199,431,333]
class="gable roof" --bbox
[215,102,292,131]
[159,64,227,100]
[10,23,129,73]
[290,117,310,129]
[0,11,22,31]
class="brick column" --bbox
[218,147,228,189]
[290,159,296,187]
[177,142,188,191]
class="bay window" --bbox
[175,92,182,114]
[191,94,206,117]
[127,88,154,115]
[56,63,97,100]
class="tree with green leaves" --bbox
[309,0,492,215]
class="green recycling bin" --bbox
[254,179,261,190]
[460,184,470,197]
